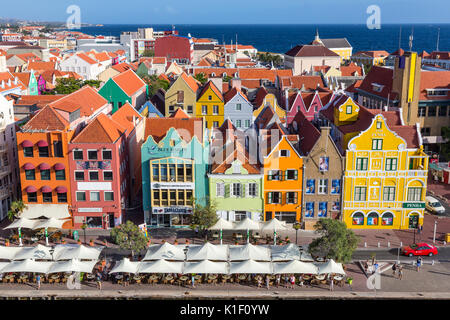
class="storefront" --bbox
[150,206,193,227]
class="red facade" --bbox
[155,36,192,64]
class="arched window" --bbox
[367,212,379,226]
[352,212,364,225]
[211,72,216,77]
[381,212,394,226]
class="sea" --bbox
[73,24,450,54]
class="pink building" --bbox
[68,113,128,229]
[285,90,335,124]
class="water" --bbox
[74,24,450,54]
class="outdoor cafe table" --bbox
[333,275,344,281]
[194,275,202,281]
[5,275,14,282]
[86,274,95,280]
[208,275,218,280]
[149,275,159,281]
[302,275,312,281]
[133,276,142,284]
[50,275,60,280]
[179,276,189,285]
[222,275,231,280]
[115,274,123,280]
[19,275,28,282]
[238,275,246,280]
[315,274,326,281]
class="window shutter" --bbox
[268,192,272,204]
[295,192,298,204]
[241,183,245,198]
[268,171,272,181]
[294,170,298,180]
[255,183,258,197]
[285,170,288,180]
[225,184,230,198]
[245,184,249,197]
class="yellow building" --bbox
[320,94,428,230]
[253,93,286,122]
[195,80,224,129]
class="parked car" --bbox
[425,196,445,214]
[402,243,438,257]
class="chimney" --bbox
[230,77,241,91]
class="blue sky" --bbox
[3,0,450,24]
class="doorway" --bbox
[408,213,419,229]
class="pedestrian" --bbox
[96,272,102,290]
[195,226,199,237]
[329,274,334,291]
[398,265,403,280]
[275,274,281,288]
[373,262,379,274]
[433,173,439,184]
[416,257,422,272]
[124,273,130,287]
[284,274,289,288]
[257,276,262,288]
[392,263,397,278]
[289,275,296,289]
[265,275,270,290]
[347,277,353,291]
[191,273,195,288]
[36,274,41,290]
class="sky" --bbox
[2,0,450,25]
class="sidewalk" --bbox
[426,177,450,203]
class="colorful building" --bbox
[285,90,334,124]
[223,85,253,131]
[253,89,286,123]
[195,80,224,129]
[209,120,264,221]
[68,113,128,229]
[141,110,209,227]
[164,72,198,117]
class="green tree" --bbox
[308,218,358,263]
[191,199,218,240]
[223,75,233,83]
[193,72,208,85]
[110,221,148,258]
[141,74,170,97]
[7,200,27,221]
[141,50,155,57]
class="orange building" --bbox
[17,105,75,226]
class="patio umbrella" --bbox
[261,218,287,245]
[273,260,319,274]
[271,244,301,261]
[32,218,67,246]
[53,245,103,261]
[229,260,272,274]
[1,259,53,274]
[13,245,53,260]
[317,259,346,275]
[47,259,97,274]
[109,258,139,274]
[4,218,40,246]
[0,262,9,272]
[186,243,228,261]
[143,242,186,261]
[209,218,234,245]
[299,251,314,262]
[229,243,271,261]
[138,259,184,274]
[0,246,24,260]
[233,218,261,243]
[183,260,229,274]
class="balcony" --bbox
[0,165,10,177]
[0,144,7,153]
[0,186,12,198]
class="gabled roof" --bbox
[357,66,397,100]
[170,108,190,118]
[318,38,352,49]
[111,102,143,137]
[340,63,363,76]
[22,105,69,131]
[285,44,339,57]
[48,85,108,116]
[280,75,325,91]
[292,111,321,155]
[223,87,249,104]
[111,69,147,97]
[253,87,268,107]
[111,62,133,73]
[180,72,199,92]
[27,61,56,71]
[211,139,260,174]
[76,52,98,65]
[419,71,450,100]
[72,113,125,143]
[198,80,223,101]
[12,94,65,108]
[144,117,204,144]
[12,72,31,87]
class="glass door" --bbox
[408,214,419,229]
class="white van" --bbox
[425,196,445,214]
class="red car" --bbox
[402,243,438,257]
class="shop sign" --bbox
[151,182,194,189]
[402,202,425,209]
[78,208,103,212]
[152,207,193,215]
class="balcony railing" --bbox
[0,165,10,176]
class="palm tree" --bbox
[7,200,27,221]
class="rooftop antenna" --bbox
[408,27,414,51]
[436,27,440,51]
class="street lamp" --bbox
[293,222,301,245]
[433,220,437,244]
[81,222,87,245]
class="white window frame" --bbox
[102,149,112,160]
[216,182,225,197]
[202,105,208,115]
[74,170,85,181]
[90,191,100,202]
[104,191,114,201]
[318,179,328,194]
[103,170,113,181]
[87,149,98,160]
[76,191,86,201]
[73,149,83,160]
[279,150,290,157]
[248,183,257,197]
[89,170,99,181]
[231,183,242,197]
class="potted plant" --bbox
[5,239,9,247]
[77,239,82,245]
[61,239,66,244]
[89,239,94,247]
[185,239,190,245]
[174,239,179,245]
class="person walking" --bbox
[275,274,281,288]
[124,273,130,287]
[289,275,296,289]
[191,273,195,288]
[392,263,397,279]
[284,274,289,288]
[265,275,270,290]
[329,274,334,291]
[416,257,422,272]
[398,265,403,280]
[96,272,102,290]
[36,274,41,290]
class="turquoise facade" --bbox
[141,127,210,226]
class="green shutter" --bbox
[225,184,230,198]
[267,192,272,204]
[285,170,289,180]
[241,184,245,198]
[294,170,298,180]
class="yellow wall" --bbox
[334,96,360,126]
[342,114,428,230]
[195,86,224,129]
[253,94,286,121]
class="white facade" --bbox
[59,54,104,80]
[0,95,18,221]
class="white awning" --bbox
[186,243,228,261]
[109,258,139,274]
[143,243,186,261]
[53,245,103,261]
[230,260,272,274]
[47,259,97,274]
[209,218,235,230]
[4,218,39,230]
[13,245,53,260]
[261,218,287,231]
[32,218,67,230]
[316,259,346,275]
[273,260,319,274]
[138,259,184,274]
[229,243,271,261]
[183,260,229,274]
[233,217,261,231]
[271,244,301,261]
[0,246,23,260]
[1,259,53,274]
[20,204,71,219]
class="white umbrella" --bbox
[32,218,66,230]
[143,242,186,261]
[299,251,314,262]
[317,259,346,275]
[1,259,53,274]
[230,260,272,274]
[53,245,103,261]
[138,259,184,274]
[229,243,271,261]
[109,258,139,274]
[273,260,319,274]
[13,245,53,260]
[271,244,300,261]
[0,262,9,272]
[209,218,234,245]
[234,218,261,243]
[0,246,24,260]
[261,218,287,245]
[4,218,39,229]
[47,259,97,274]
[186,243,228,261]
[183,260,228,274]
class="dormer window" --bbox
[279,150,290,157]
[376,121,382,129]
[371,83,384,93]
[346,105,352,114]
[426,89,448,97]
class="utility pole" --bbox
[433,220,437,244]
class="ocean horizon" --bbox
[75,24,450,54]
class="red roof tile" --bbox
[22,105,69,131]
[112,69,147,97]
[144,117,204,144]
[48,86,108,116]
[111,102,143,137]
[72,113,125,143]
